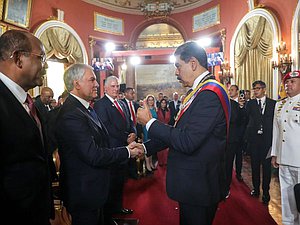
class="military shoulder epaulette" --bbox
[277,97,287,102]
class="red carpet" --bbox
[119,166,278,225]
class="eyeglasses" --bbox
[23,52,47,66]
[10,50,47,66]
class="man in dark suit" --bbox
[34,87,54,119]
[0,30,53,225]
[55,64,142,225]
[136,41,230,225]
[169,91,181,126]
[225,99,242,197]
[240,80,276,204]
[122,87,141,179]
[34,86,57,182]
[94,76,136,224]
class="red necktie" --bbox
[114,100,125,120]
[129,101,136,125]
[25,94,44,143]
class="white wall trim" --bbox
[291,1,300,71]
[230,8,280,99]
[33,20,88,96]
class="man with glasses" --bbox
[271,71,300,225]
[239,80,276,204]
[0,30,53,224]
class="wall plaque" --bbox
[193,5,220,32]
[94,12,124,36]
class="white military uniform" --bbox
[271,93,300,225]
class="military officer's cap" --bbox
[283,70,300,83]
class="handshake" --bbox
[127,141,145,158]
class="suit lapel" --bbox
[0,80,44,145]
[68,95,109,136]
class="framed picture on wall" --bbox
[0,0,4,20]
[3,0,32,28]
[94,12,124,35]
[0,23,7,36]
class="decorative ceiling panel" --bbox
[83,0,212,14]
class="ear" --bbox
[190,57,197,71]
[74,80,81,90]
[11,51,23,68]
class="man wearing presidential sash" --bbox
[135,41,230,225]
[271,71,300,225]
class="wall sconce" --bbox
[272,41,293,75]
[220,59,233,85]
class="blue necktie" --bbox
[88,106,99,121]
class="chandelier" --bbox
[139,0,175,19]
[272,41,293,75]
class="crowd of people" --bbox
[1,29,300,225]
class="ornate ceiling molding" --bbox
[82,0,212,15]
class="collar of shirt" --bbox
[191,70,210,90]
[69,93,90,109]
[288,92,300,102]
[125,98,132,105]
[0,72,27,104]
[233,97,239,102]
[256,95,266,104]
[105,93,117,103]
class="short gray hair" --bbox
[64,63,93,92]
[104,75,119,87]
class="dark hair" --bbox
[0,30,32,61]
[174,41,208,69]
[159,99,169,110]
[230,85,239,91]
[252,80,266,88]
[124,87,134,93]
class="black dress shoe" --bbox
[250,189,260,197]
[262,194,270,205]
[236,174,243,182]
[116,208,133,215]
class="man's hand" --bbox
[271,156,279,168]
[137,99,152,126]
[128,141,144,158]
[127,133,136,144]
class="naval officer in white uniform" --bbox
[271,70,300,225]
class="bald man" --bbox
[34,86,54,120]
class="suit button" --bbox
[286,110,289,113]
[282,140,285,142]
[284,120,287,122]
[283,130,286,132]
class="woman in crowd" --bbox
[156,99,171,166]
[143,94,158,174]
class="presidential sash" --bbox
[175,79,231,133]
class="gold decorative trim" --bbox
[3,0,32,29]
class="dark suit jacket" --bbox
[228,99,242,144]
[144,87,227,206]
[169,100,181,125]
[34,96,50,123]
[121,98,143,140]
[244,97,276,156]
[55,95,130,211]
[0,80,52,223]
[94,95,135,147]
